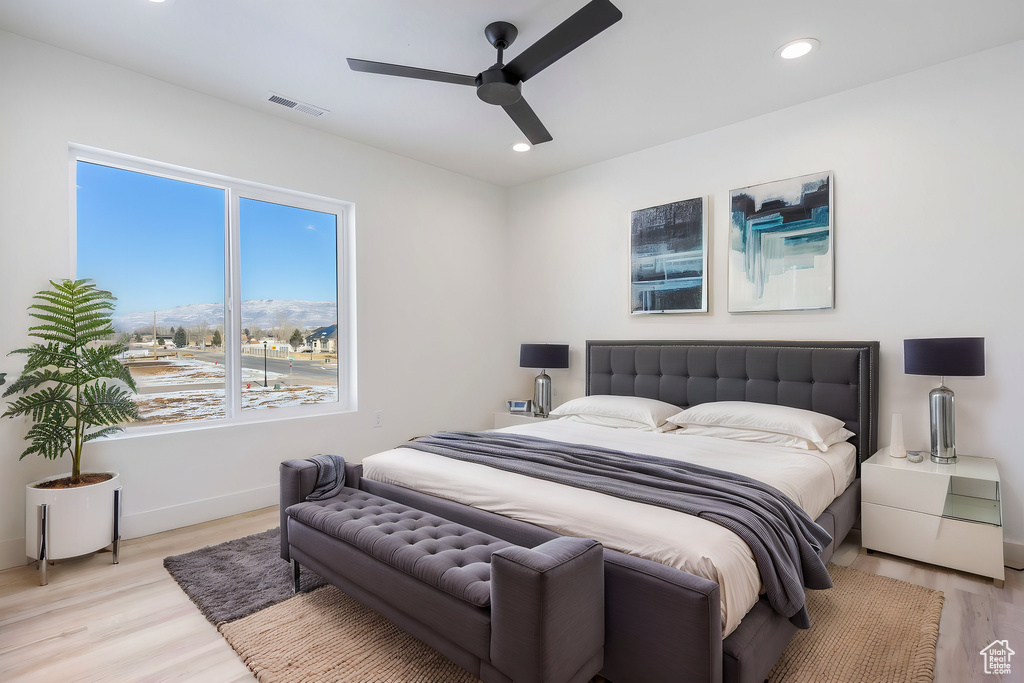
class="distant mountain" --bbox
[113,300,337,332]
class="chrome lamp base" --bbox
[929,382,957,464]
[533,371,552,417]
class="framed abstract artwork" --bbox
[630,196,708,314]
[728,171,833,312]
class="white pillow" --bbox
[666,401,850,452]
[673,424,854,450]
[550,395,681,431]
[560,414,679,432]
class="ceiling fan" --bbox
[347,0,622,146]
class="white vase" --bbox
[889,414,906,458]
[25,472,120,561]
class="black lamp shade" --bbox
[520,343,569,369]
[904,337,985,377]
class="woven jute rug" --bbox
[769,563,944,683]
[167,530,943,683]
[220,585,478,683]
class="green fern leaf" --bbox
[2,368,72,397]
[20,421,75,461]
[2,385,74,422]
[83,425,127,442]
[82,382,141,426]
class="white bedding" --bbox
[361,419,857,636]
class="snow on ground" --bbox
[128,358,285,385]
[135,385,339,423]
[128,358,334,424]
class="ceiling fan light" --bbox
[512,143,532,152]
[776,38,819,60]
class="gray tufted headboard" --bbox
[586,340,879,467]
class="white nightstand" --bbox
[493,412,551,429]
[861,448,1004,587]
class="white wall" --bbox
[506,42,1024,554]
[0,31,512,569]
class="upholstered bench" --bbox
[280,460,605,683]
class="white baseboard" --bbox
[0,484,279,571]
[121,484,279,540]
[0,536,30,573]
[1005,539,1024,571]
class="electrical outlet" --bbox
[373,410,383,428]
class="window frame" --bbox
[69,144,357,434]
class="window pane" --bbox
[76,161,227,425]
[238,197,339,411]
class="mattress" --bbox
[361,419,857,636]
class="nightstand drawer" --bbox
[862,463,950,515]
[862,502,1004,581]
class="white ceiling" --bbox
[1,0,1022,187]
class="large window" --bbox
[73,147,354,427]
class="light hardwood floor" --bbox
[0,507,277,682]
[0,510,1020,682]
[831,530,1023,683]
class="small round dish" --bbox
[907,451,925,463]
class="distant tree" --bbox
[289,328,304,349]
[173,326,187,348]
[243,328,251,338]
[276,314,297,343]
[134,332,143,343]
[157,337,166,346]
[189,321,208,348]
[211,329,222,347]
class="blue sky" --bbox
[76,161,338,315]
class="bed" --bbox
[356,340,879,683]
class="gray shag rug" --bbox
[164,527,483,682]
[163,527,325,624]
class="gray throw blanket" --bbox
[404,431,832,628]
[305,454,347,501]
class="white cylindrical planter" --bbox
[25,472,120,561]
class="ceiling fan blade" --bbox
[347,58,477,87]
[504,0,622,83]
[502,96,553,145]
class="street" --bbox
[189,349,337,386]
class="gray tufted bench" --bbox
[280,461,605,683]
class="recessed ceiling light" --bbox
[512,142,531,153]
[776,38,820,60]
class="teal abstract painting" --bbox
[729,172,833,312]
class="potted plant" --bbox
[3,279,139,580]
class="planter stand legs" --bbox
[37,503,48,586]
[113,487,122,565]
[33,486,123,586]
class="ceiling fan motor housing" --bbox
[476,69,522,105]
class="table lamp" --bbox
[903,337,985,464]
[520,343,569,417]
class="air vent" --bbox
[266,92,329,118]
